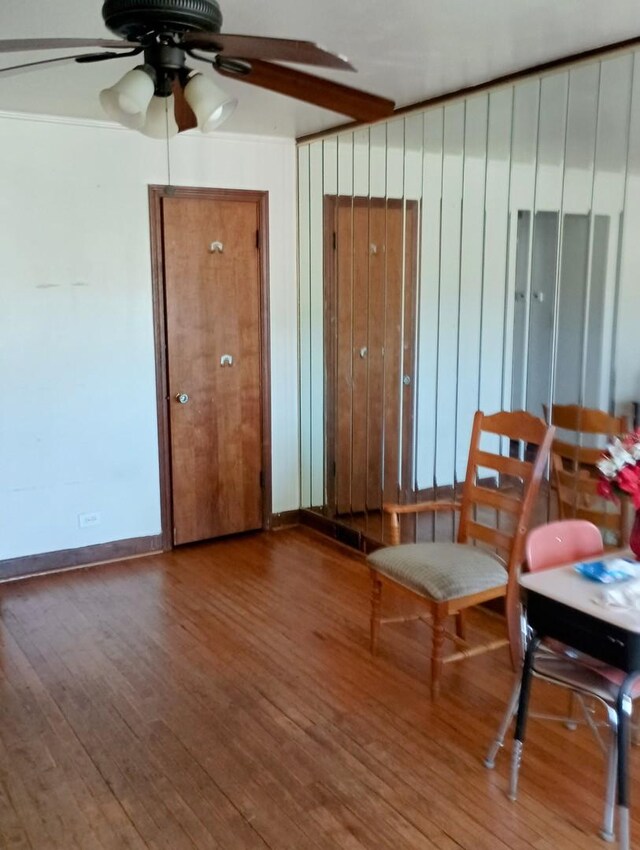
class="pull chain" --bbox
[165,98,172,187]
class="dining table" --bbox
[516,551,640,850]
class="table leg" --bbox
[508,633,540,801]
[616,674,639,850]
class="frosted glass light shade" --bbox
[141,95,179,139]
[184,72,237,132]
[99,67,155,129]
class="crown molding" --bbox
[0,108,294,146]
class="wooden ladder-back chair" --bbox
[547,404,628,547]
[367,410,554,698]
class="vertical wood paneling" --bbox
[588,55,633,410]
[435,102,465,487]
[416,108,444,493]
[308,143,325,506]
[298,52,638,541]
[479,89,512,425]
[298,146,313,508]
[506,80,540,420]
[456,95,488,480]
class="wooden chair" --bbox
[367,410,554,698]
[546,404,628,547]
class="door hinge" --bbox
[333,461,337,477]
[332,231,337,250]
[259,470,265,489]
[256,229,260,249]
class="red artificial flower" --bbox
[618,465,640,493]
[597,478,615,501]
[598,429,640,508]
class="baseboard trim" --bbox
[298,509,383,554]
[270,510,301,530]
[0,534,163,582]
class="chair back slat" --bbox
[557,501,622,531]
[475,450,531,481]
[549,404,626,435]
[466,520,512,555]
[469,484,522,515]
[552,439,603,467]
[482,410,551,445]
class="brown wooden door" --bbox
[325,196,418,516]
[161,194,264,544]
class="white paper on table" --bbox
[595,575,640,609]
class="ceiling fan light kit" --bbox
[141,92,179,136]
[183,70,237,132]
[0,0,395,137]
[99,64,155,128]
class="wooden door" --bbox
[325,196,418,515]
[161,193,264,544]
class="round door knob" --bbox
[176,393,189,404]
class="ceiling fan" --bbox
[0,0,395,136]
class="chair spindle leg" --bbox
[431,609,445,699]
[370,571,382,655]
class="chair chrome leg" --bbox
[508,739,523,801]
[619,806,630,850]
[601,706,618,842]
[616,682,636,850]
[564,691,578,730]
[509,635,538,802]
[485,678,521,769]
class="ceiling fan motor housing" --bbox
[102,0,223,40]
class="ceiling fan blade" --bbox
[215,58,394,122]
[0,38,137,53]
[171,78,198,133]
[0,51,128,78]
[183,33,353,70]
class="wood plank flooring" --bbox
[0,527,634,849]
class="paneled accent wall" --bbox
[298,50,640,538]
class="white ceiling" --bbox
[2,0,640,138]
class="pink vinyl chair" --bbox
[485,519,635,842]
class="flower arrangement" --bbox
[597,429,640,508]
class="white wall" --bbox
[0,112,298,560]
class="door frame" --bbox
[148,185,272,550]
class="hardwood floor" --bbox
[0,527,632,849]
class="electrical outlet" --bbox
[78,511,101,528]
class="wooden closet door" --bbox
[327,196,417,516]
[162,195,263,544]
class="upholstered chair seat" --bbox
[367,543,507,601]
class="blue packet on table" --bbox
[575,557,638,583]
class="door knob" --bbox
[176,393,189,404]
